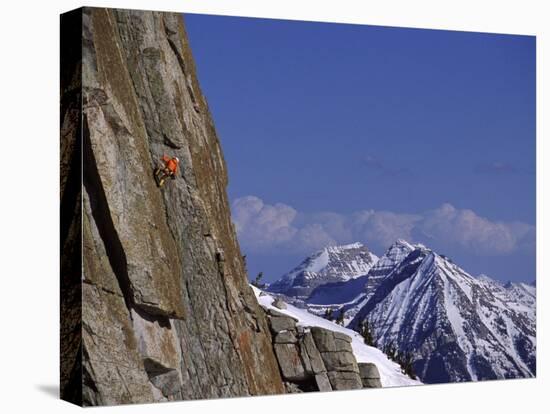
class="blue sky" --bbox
[184,14,536,284]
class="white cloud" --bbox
[292,223,338,253]
[351,210,420,247]
[231,196,535,257]
[232,196,297,249]
[416,203,519,254]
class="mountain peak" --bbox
[326,242,364,252]
[393,239,415,250]
[268,242,378,298]
[388,238,432,255]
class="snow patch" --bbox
[252,286,422,388]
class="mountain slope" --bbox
[350,245,536,383]
[362,239,418,301]
[326,239,421,322]
[268,243,378,298]
[301,240,422,324]
[307,275,369,305]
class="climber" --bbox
[154,155,179,187]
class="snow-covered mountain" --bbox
[318,240,421,323]
[362,239,418,302]
[267,243,378,299]
[270,240,536,384]
[350,243,536,383]
[287,240,420,323]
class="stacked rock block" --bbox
[310,327,363,390]
[264,307,382,392]
[358,363,382,388]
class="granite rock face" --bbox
[263,308,371,393]
[358,363,382,388]
[61,7,284,406]
[272,297,287,310]
[60,9,84,405]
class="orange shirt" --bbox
[162,155,178,174]
[166,158,178,173]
